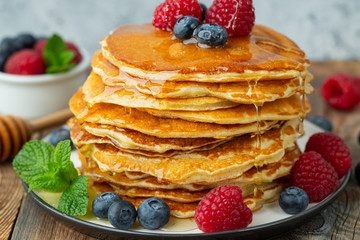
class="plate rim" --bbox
[24,120,352,239]
[25,171,350,239]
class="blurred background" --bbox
[1,0,359,61]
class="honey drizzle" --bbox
[297,76,306,136]
[248,77,264,199]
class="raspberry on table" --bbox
[291,151,339,203]
[4,49,46,75]
[321,73,360,110]
[205,0,255,37]
[305,132,352,178]
[152,0,202,31]
[194,185,252,233]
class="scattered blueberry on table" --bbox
[355,163,360,185]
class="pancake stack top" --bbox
[68,24,313,218]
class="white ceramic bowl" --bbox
[0,48,90,119]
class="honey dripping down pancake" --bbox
[101,24,310,82]
[73,119,300,184]
[92,50,314,104]
[68,21,312,220]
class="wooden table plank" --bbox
[11,194,96,240]
[0,162,25,240]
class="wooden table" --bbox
[1,61,360,240]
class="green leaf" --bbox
[43,34,76,73]
[13,141,55,184]
[59,50,75,64]
[54,140,78,182]
[28,170,69,192]
[58,176,89,216]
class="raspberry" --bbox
[305,132,352,178]
[34,39,48,53]
[194,185,252,233]
[34,39,82,64]
[321,73,360,110]
[206,0,255,37]
[66,42,82,64]
[4,49,46,75]
[152,0,202,31]
[291,151,339,203]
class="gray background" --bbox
[0,0,359,61]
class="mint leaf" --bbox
[13,140,78,193]
[54,140,78,183]
[58,176,89,216]
[13,141,55,184]
[28,170,70,192]
[43,34,76,73]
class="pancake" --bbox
[92,50,313,104]
[69,21,313,220]
[142,93,310,125]
[101,24,309,82]
[69,117,229,153]
[79,145,299,192]
[83,119,299,184]
[70,90,280,139]
[91,179,287,218]
[83,71,239,111]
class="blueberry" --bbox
[137,197,170,229]
[0,54,8,71]
[200,3,207,21]
[49,126,73,147]
[92,192,122,219]
[309,116,333,132]
[0,38,19,70]
[0,37,19,56]
[15,33,36,49]
[193,23,228,47]
[108,200,137,230]
[279,187,309,214]
[174,16,200,41]
[355,163,360,185]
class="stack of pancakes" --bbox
[69,24,312,218]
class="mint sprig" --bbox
[58,176,88,216]
[43,34,75,73]
[13,140,88,216]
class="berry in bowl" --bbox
[0,33,90,119]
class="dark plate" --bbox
[25,120,351,239]
[24,171,350,240]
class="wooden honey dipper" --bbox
[0,109,73,162]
